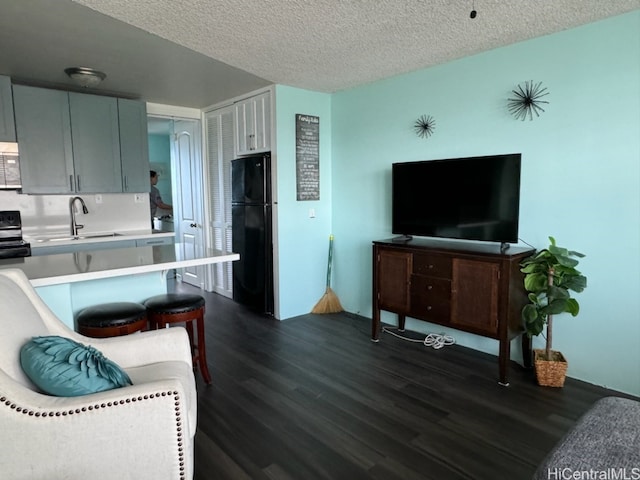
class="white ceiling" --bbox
[1,0,639,109]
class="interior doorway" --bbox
[147,114,206,289]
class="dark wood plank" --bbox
[170,281,637,480]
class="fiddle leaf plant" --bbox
[520,236,587,361]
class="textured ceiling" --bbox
[1,0,639,108]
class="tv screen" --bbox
[392,154,521,244]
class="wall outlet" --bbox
[95,194,103,204]
[309,208,316,218]
[134,193,144,203]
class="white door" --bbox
[205,106,235,297]
[173,119,204,288]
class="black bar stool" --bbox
[144,293,211,384]
[76,302,147,338]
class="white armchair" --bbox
[0,268,196,480]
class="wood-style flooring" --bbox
[172,282,635,480]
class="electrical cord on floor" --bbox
[382,326,455,349]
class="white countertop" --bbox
[0,243,239,287]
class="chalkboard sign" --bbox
[296,114,319,201]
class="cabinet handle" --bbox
[124,176,128,191]
[69,175,74,191]
[427,285,433,290]
[428,264,434,269]
[77,175,81,191]
[427,306,432,311]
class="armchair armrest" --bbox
[0,368,194,480]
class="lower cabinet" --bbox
[372,238,534,385]
[135,236,173,247]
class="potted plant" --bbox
[520,236,587,387]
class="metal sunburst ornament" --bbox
[414,114,436,138]
[507,81,550,121]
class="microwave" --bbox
[0,154,21,189]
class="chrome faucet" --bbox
[69,196,89,237]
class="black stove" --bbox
[0,211,31,258]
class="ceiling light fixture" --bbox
[64,67,107,88]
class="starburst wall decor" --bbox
[414,114,436,138]
[507,81,550,121]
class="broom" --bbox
[311,234,344,314]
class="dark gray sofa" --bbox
[533,396,640,479]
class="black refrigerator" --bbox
[231,153,274,314]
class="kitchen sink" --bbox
[33,233,123,242]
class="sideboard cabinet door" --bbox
[118,98,150,192]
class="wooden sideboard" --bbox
[372,238,535,385]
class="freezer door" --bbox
[232,204,273,314]
[231,154,271,204]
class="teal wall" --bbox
[327,11,639,395]
[275,12,639,395]
[274,86,333,319]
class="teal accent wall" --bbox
[275,11,639,395]
[326,11,639,395]
[274,86,333,319]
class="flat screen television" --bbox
[392,153,521,245]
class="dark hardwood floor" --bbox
[172,281,635,480]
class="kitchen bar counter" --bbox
[1,243,238,287]
[0,243,239,329]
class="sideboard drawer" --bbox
[413,253,452,279]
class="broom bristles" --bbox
[311,287,344,314]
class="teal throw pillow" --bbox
[20,336,132,397]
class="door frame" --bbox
[147,103,205,286]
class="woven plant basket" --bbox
[534,349,568,387]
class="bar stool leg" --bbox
[195,310,212,384]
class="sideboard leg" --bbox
[498,338,510,386]
[522,333,533,369]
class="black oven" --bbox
[0,211,31,258]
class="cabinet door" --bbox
[118,98,150,192]
[13,85,75,193]
[0,76,16,142]
[376,248,412,313]
[235,92,270,156]
[451,258,500,335]
[252,92,270,153]
[69,92,122,193]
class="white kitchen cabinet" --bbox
[13,85,75,194]
[0,75,16,142]
[69,92,122,193]
[118,98,150,192]
[235,91,270,156]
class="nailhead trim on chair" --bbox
[1,390,187,480]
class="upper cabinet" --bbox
[118,98,150,192]
[13,85,75,194]
[235,91,271,156]
[0,75,17,142]
[13,84,150,194]
[69,92,122,193]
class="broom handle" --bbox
[326,235,334,288]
